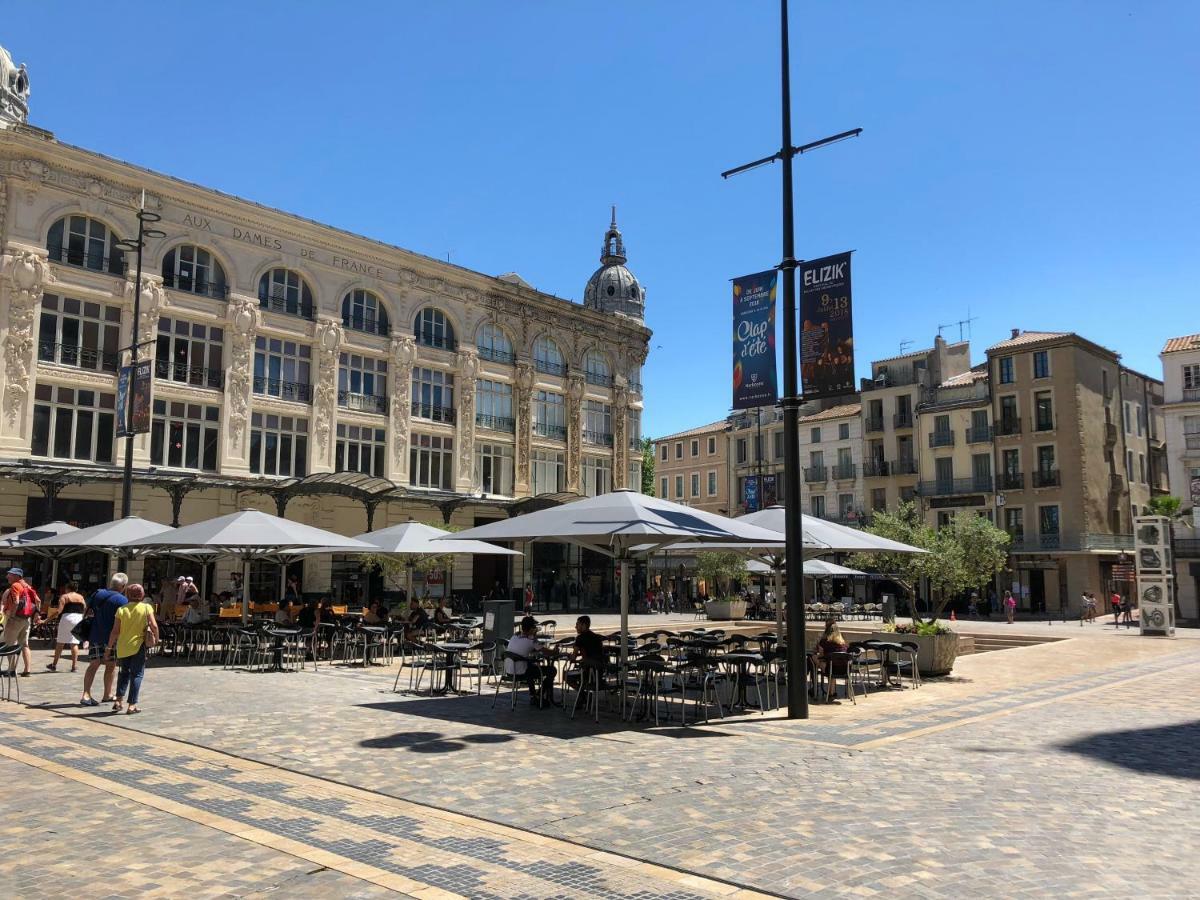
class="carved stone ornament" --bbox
[455,348,479,483]
[224,295,261,450]
[515,363,534,484]
[312,318,344,457]
[127,275,167,345]
[612,396,628,487]
[3,250,52,426]
[390,334,417,467]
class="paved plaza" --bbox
[1,624,1198,898]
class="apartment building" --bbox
[1159,333,1200,621]
[798,403,866,524]
[914,366,993,528]
[728,405,786,514]
[860,336,971,514]
[985,330,1164,613]
[654,420,730,514]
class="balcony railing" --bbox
[996,417,1022,436]
[585,372,614,388]
[583,430,614,447]
[863,460,889,477]
[46,244,126,276]
[534,358,567,376]
[628,381,643,394]
[259,293,315,320]
[1011,533,1134,553]
[533,421,567,440]
[339,391,387,414]
[1175,538,1200,558]
[38,341,118,373]
[477,345,515,365]
[253,376,312,403]
[998,472,1025,490]
[415,331,457,352]
[864,415,884,433]
[1031,469,1060,488]
[929,430,955,448]
[342,314,389,337]
[1185,434,1200,451]
[803,466,827,483]
[1104,422,1118,445]
[411,402,456,424]
[1183,387,1200,402]
[893,412,914,429]
[893,458,918,475]
[965,425,992,444]
[918,476,993,496]
[1034,416,1055,432]
[832,463,857,480]
[163,273,229,299]
[476,413,515,433]
[154,358,223,390]
[1109,472,1124,492]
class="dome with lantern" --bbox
[583,207,645,321]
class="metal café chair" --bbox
[0,645,21,701]
[457,640,498,694]
[493,649,533,709]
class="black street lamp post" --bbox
[722,0,861,719]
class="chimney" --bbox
[1011,328,1020,339]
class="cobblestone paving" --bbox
[2,630,1198,897]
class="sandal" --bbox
[126,706,140,715]
[80,698,99,707]
[111,700,123,712]
[46,663,56,671]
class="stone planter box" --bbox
[705,599,748,620]
[870,631,959,676]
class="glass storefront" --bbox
[528,543,645,612]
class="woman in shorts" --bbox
[48,581,86,672]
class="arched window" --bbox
[342,289,389,336]
[258,268,314,320]
[584,349,612,387]
[46,215,124,275]
[476,322,514,364]
[414,308,455,350]
[162,245,228,298]
[533,335,565,376]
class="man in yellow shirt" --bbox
[105,583,159,715]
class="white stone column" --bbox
[455,347,479,493]
[388,333,416,485]
[220,293,260,475]
[0,248,51,454]
[310,317,344,474]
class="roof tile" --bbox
[1162,334,1200,354]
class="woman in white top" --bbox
[48,581,86,672]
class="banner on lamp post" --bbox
[732,270,778,410]
[743,475,759,512]
[800,251,855,399]
[116,359,152,437]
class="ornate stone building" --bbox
[0,44,650,605]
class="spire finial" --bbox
[611,204,617,229]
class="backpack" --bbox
[10,582,40,618]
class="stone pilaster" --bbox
[455,347,479,493]
[311,317,344,474]
[0,248,52,453]
[514,363,534,494]
[613,386,629,490]
[389,334,416,484]
[221,293,260,474]
[566,373,584,494]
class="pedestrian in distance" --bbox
[1110,591,1122,626]
[1,567,40,677]
[1120,594,1134,627]
[48,581,86,672]
[1003,590,1016,624]
[79,573,128,707]
[106,583,158,715]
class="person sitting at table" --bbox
[432,604,452,626]
[363,598,390,626]
[564,614,606,699]
[505,615,554,707]
[274,600,294,625]
[402,596,430,641]
[296,598,318,631]
[815,617,849,704]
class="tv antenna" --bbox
[898,340,913,354]
[937,309,979,342]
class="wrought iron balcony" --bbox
[864,415,884,433]
[832,463,857,480]
[253,376,311,403]
[38,341,118,373]
[965,425,992,444]
[533,421,567,440]
[803,466,827,483]
[535,358,567,376]
[893,412,914,429]
[477,345,515,365]
[259,292,315,321]
[154,358,223,390]
[1183,387,1200,402]
[892,457,918,475]
[411,401,456,424]
[340,391,387,414]
[163,273,229,299]
[342,313,389,337]
[583,430,614,447]
[1175,538,1200,558]
[998,472,1025,490]
[46,244,126,276]
[928,430,955,448]
[1034,415,1056,432]
[585,372,614,388]
[628,381,643,394]
[863,460,889,477]
[476,413,515,433]
[1109,472,1124,492]
[1032,469,1060,488]
[1104,422,1118,445]
[917,476,993,496]
[415,331,457,352]
[1185,434,1200,451]
[996,417,1022,436]
[1010,533,1134,553]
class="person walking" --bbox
[1085,592,1097,623]
[79,573,128,707]
[106,583,158,715]
[1110,591,1122,627]
[48,581,86,672]
[1121,593,1134,627]
[1003,590,1017,624]
[1,568,40,677]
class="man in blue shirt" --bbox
[79,572,128,707]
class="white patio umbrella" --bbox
[442,489,800,668]
[1,521,79,592]
[117,509,376,622]
[747,558,866,577]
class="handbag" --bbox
[71,616,90,643]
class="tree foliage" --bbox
[694,551,746,598]
[641,437,656,495]
[848,502,1010,624]
[358,523,466,595]
[1147,495,1182,517]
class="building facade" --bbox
[1159,333,1200,621]
[654,420,730,515]
[798,403,865,525]
[0,44,649,606]
[914,366,994,528]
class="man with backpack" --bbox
[2,567,41,677]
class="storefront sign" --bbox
[116,359,152,437]
[800,251,855,399]
[731,270,778,410]
[763,473,777,508]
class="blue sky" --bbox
[9,2,1197,437]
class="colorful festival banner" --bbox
[800,251,855,399]
[732,270,778,410]
[743,475,760,512]
[116,359,152,437]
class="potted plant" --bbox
[874,620,959,676]
[695,551,749,620]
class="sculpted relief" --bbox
[3,250,51,426]
[224,294,260,451]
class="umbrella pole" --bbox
[619,552,630,673]
[242,558,251,624]
[199,562,208,617]
[774,563,784,637]
[50,557,59,595]
[279,562,287,605]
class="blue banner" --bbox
[743,475,759,512]
[732,270,778,410]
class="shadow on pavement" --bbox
[1058,720,1200,780]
